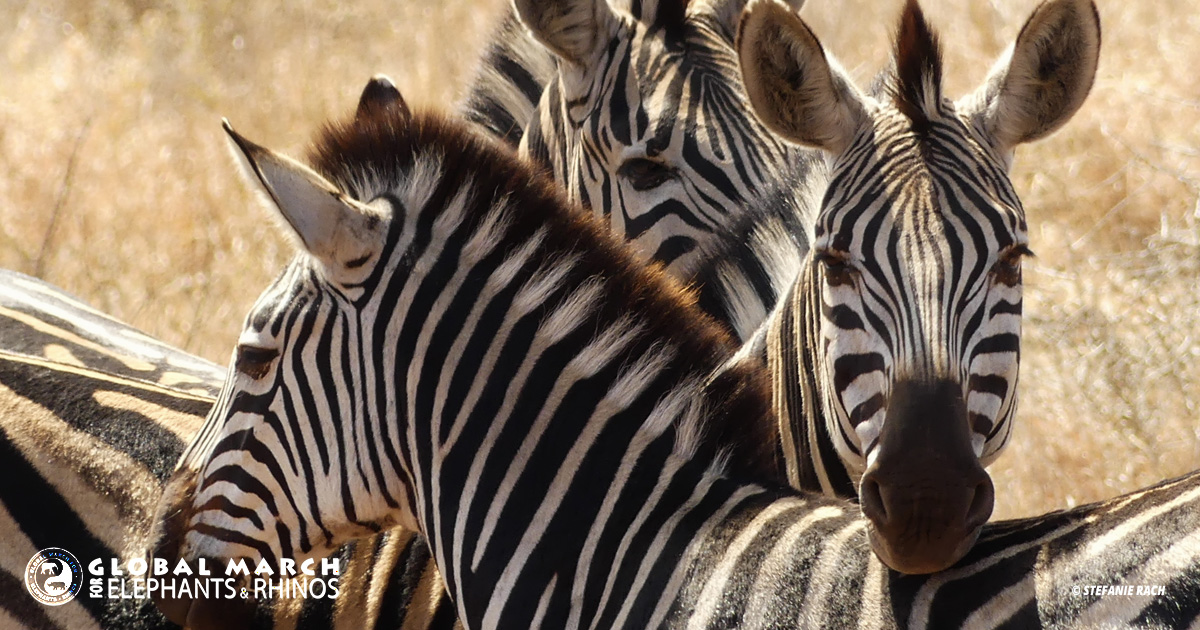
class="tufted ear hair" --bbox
[737,0,867,154]
[959,0,1100,151]
[513,0,620,70]
[356,75,410,122]
[223,120,387,280]
[692,0,804,41]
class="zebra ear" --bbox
[356,75,410,122]
[737,0,867,155]
[693,0,804,41]
[223,120,384,275]
[513,0,619,70]
[960,0,1100,150]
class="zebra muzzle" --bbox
[149,469,259,628]
[857,378,995,574]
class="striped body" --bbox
[151,91,1199,629]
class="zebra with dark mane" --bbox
[149,72,1199,629]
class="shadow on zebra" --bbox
[149,47,1199,628]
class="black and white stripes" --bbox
[149,80,1198,630]
[736,0,1101,573]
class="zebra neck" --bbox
[766,260,858,499]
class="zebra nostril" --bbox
[859,476,888,526]
[964,475,995,532]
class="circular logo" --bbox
[25,548,83,606]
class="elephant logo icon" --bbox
[24,548,83,606]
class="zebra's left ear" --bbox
[737,0,867,155]
[692,0,804,41]
[223,120,385,278]
[959,0,1100,151]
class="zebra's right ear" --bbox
[513,0,619,71]
[737,0,867,155]
[356,74,410,122]
[223,120,385,277]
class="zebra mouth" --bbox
[864,519,985,575]
[149,468,261,627]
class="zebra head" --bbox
[739,0,1099,573]
[153,76,780,627]
[515,0,803,276]
[152,81,421,626]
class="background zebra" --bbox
[507,0,812,340]
[152,91,1200,629]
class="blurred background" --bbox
[1,0,1197,519]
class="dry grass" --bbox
[2,0,1197,520]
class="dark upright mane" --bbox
[304,103,782,484]
[893,0,943,134]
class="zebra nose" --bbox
[857,378,995,574]
[859,468,994,574]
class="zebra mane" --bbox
[305,103,782,482]
[892,0,943,134]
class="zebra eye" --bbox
[236,345,279,379]
[617,157,675,191]
[992,245,1033,286]
[816,250,856,286]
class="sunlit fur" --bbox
[0,269,461,630]
[154,102,1200,629]
[516,0,809,339]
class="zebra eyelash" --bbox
[236,344,280,379]
[616,157,676,191]
[990,244,1034,285]
[813,249,857,286]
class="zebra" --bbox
[508,0,813,340]
[457,7,557,149]
[149,84,1199,629]
[719,0,1101,574]
[0,269,460,629]
[493,0,1106,578]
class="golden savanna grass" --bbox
[1,0,1197,520]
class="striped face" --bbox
[739,0,1099,573]
[171,258,405,569]
[520,3,792,275]
[813,107,1029,474]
